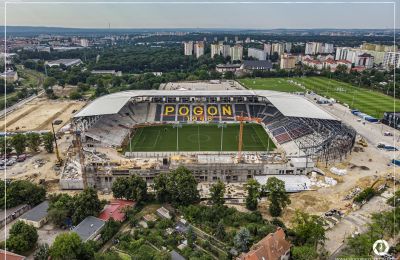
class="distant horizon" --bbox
[2,25,397,31]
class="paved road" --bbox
[325,195,393,258]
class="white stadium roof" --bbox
[74,90,336,120]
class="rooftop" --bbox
[0,250,25,260]
[239,227,291,260]
[98,199,135,222]
[242,60,273,69]
[74,90,336,121]
[72,216,105,242]
[19,201,49,222]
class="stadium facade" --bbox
[64,89,356,190]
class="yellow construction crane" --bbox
[51,122,62,166]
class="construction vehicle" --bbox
[357,137,368,147]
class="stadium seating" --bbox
[81,100,351,148]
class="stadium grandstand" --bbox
[73,90,356,162]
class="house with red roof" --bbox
[98,199,135,222]
[0,250,25,260]
[238,227,291,260]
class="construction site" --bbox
[3,84,398,238]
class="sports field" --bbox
[126,123,276,152]
[239,76,400,118]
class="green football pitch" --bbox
[239,77,400,119]
[126,123,276,152]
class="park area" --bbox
[239,76,400,118]
[126,123,275,152]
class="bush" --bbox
[354,187,376,203]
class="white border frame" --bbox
[2,0,397,258]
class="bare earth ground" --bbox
[1,97,85,132]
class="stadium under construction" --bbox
[60,89,356,191]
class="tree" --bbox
[210,180,225,206]
[112,175,147,203]
[234,227,251,252]
[50,233,93,260]
[43,77,57,88]
[153,173,170,203]
[292,211,326,247]
[166,166,199,206]
[26,132,41,152]
[224,71,235,79]
[34,243,50,260]
[72,188,103,225]
[42,132,54,153]
[291,245,318,260]
[11,133,26,155]
[187,226,197,248]
[100,219,121,242]
[264,177,291,217]
[48,193,74,227]
[245,179,260,210]
[0,136,13,155]
[69,90,83,100]
[215,220,226,240]
[6,180,46,208]
[7,221,38,254]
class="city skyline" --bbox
[0,0,398,29]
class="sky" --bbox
[0,0,397,29]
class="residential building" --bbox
[98,199,135,222]
[230,45,243,61]
[238,227,291,260]
[335,47,363,64]
[264,43,272,56]
[80,39,89,47]
[305,42,317,55]
[306,42,333,54]
[356,53,374,69]
[216,64,241,73]
[284,42,292,53]
[184,41,193,56]
[361,43,397,52]
[194,41,205,58]
[241,60,272,72]
[0,250,26,260]
[324,43,334,54]
[19,201,49,228]
[211,43,230,58]
[336,60,352,71]
[303,58,323,70]
[271,43,284,55]
[72,216,105,242]
[280,54,297,69]
[248,48,267,60]
[383,52,400,69]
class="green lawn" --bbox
[126,123,275,152]
[239,77,304,92]
[239,76,400,119]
